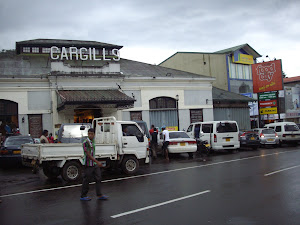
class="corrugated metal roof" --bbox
[57,90,134,110]
[214,43,262,58]
[284,76,300,84]
[16,39,122,49]
[120,59,213,79]
[212,87,253,102]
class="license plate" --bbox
[13,150,21,154]
[250,137,255,140]
[205,144,210,147]
[99,161,106,167]
[180,143,186,146]
[267,139,274,141]
[226,138,230,142]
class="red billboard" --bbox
[252,60,283,93]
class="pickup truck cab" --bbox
[22,117,150,182]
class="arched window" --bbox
[149,97,176,110]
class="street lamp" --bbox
[176,95,179,131]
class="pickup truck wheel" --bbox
[121,156,139,175]
[61,161,82,182]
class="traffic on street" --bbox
[1,146,300,225]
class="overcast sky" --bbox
[0,0,299,77]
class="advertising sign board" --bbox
[252,60,283,93]
[232,53,254,65]
[259,100,277,108]
[259,107,278,115]
[258,92,277,100]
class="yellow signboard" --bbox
[166,126,178,131]
[232,53,254,65]
[259,107,278,115]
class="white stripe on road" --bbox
[111,190,211,218]
[0,150,297,198]
[264,165,300,177]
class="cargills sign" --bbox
[50,46,120,61]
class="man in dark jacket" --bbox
[151,128,158,158]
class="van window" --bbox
[216,122,237,133]
[187,125,193,133]
[202,124,213,133]
[284,125,299,131]
[275,126,281,132]
[268,126,275,130]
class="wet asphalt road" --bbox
[1,146,300,225]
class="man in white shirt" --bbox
[162,126,170,161]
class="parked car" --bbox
[264,122,300,146]
[252,128,279,147]
[186,121,240,152]
[0,135,34,164]
[239,131,260,150]
[158,131,197,157]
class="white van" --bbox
[186,121,240,151]
[264,122,300,146]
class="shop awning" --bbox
[57,90,135,111]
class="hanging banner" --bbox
[252,60,283,93]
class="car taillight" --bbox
[260,133,265,138]
[187,141,196,145]
[275,132,278,138]
[214,134,217,142]
[240,133,246,137]
[282,134,286,137]
[0,150,9,155]
[169,142,178,145]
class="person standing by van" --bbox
[151,128,158,159]
[162,126,170,161]
[80,128,108,201]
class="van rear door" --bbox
[215,122,239,148]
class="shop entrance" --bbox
[74,105,102,123]
[0,99,18,136]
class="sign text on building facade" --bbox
[50,46,120,61]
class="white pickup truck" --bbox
[22,117,150,182]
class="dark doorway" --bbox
[29,114,42,138]
[0,100,18,136]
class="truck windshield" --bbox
[62,125,90,138]
[217,122,238,133]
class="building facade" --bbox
[0,39,215,137]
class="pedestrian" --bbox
[149,125,155,135]
[40,130,49,143]
[162,126,170,161]
[80,128,108,201]
[47,133,54,143]
[151,128,158,158]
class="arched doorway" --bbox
[0,99,18,136]
[74,105,102,123]
[149,97,179,130]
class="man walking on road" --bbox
[80,128,108,201]
[162,126,170,161]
